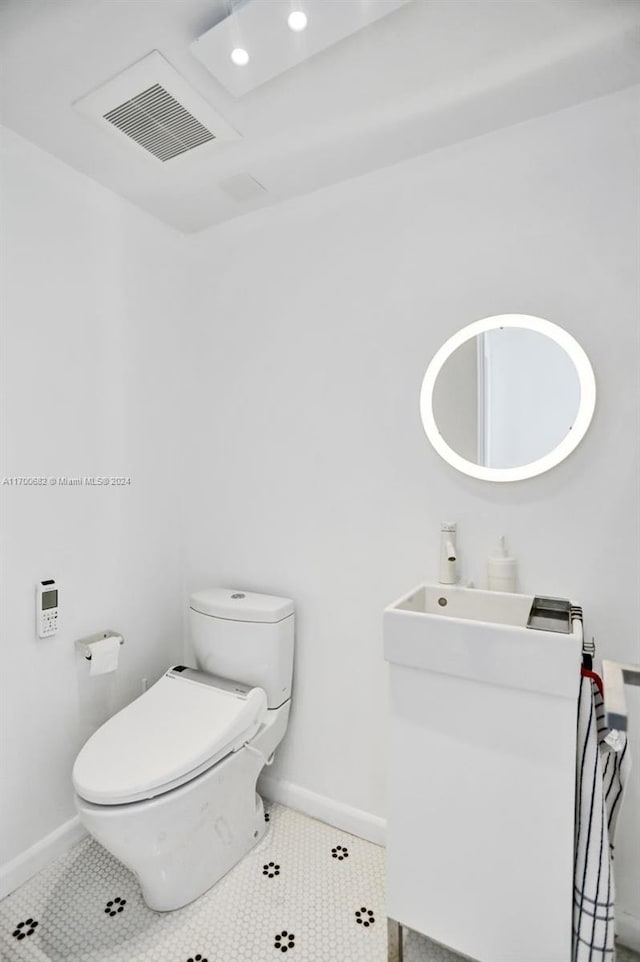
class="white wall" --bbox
[182,87,640,927]
[0,129,185,873]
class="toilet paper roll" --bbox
[88,636,122,677]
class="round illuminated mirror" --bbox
[420,315,596,482]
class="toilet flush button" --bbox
[231,593,245,599]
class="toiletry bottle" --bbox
[487,536,517,592]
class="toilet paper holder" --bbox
[75,630,125,660]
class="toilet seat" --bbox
[72,668,268,806]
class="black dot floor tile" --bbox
[103,896,127,917]
[2,804,479,961]
[355,906,376,927]
[331,845,349,860]
[12,917,39,939]
[274,929,295,952]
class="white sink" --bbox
[384,582,582,961]
[384,582,581,698]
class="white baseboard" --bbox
[0,815,87,900]
[617,910,640,953]
[258,774,386,846]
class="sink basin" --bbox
[384,582,581,698]
[391,582,534,624]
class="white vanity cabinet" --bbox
[384,584,582,962]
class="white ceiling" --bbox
[1,0,639,233]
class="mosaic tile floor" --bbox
[1,804,638,962]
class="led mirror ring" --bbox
[419,315,596,482]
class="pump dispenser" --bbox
[487,536,517,592]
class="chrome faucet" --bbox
[439,522,458,584]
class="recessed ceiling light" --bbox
[192,0,412,97]
[230,48,250,66]
[287,11,308,32]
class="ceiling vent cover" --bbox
[103,83,214,161]
[74,51,239,162]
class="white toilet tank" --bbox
[189,588,294,709]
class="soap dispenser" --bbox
[487,536,517,592]
[439,522,458,584]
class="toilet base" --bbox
[76,744,268,911]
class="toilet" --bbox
[72,588,294,912]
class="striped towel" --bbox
[573,677,631,961]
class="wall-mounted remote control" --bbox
[37,579,59,637]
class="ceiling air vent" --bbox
[103,84,214,162]
[74,51,239,162]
